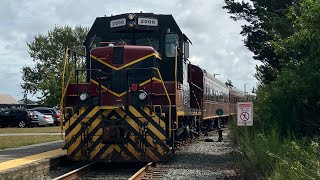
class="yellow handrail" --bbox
[60,48,69,139]
[152,67,172,137]
[172,47,178,130]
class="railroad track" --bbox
[53,162,95,180]
[130,162,168,180]
[53,162,154,180]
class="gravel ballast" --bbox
[160,129,242,180]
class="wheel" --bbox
[18,120,26,128]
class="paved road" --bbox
[0,140,64,163]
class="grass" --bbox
[0,126,61,134]
[230,119,320,179]
[0,135,62,149]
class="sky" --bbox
[0,0,260,101]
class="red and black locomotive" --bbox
[60,13,244,162]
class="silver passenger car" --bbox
[34,111,54,126]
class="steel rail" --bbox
[53,162,95,180]
[129,162,153,180]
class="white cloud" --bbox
[0,0,260,100]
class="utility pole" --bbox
[24,91,27,109]
[244,83,249,94]
[244,83,249,101]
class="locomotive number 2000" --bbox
[138,18,158,26]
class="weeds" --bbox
[231,119,320,179]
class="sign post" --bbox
[237,102,253,126]
[216,108,224,142]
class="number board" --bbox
[138,18,158,26]
[110,18,126,28]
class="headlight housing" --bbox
[79,93,89,101]
[127,21,136,28]
[138,91,148,101]
[128,13,135,20]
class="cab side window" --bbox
[165,34,179,57]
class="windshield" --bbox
[34,111,42,116]
[136,38,159,50]
[94,32,160,51]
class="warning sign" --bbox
[237,102,253,126]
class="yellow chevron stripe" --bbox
[115,108,159,159]
[142,106,166,129]
[129,106,165,140]
[123,107,164,157]
[126,140,143,161]
[65,107,84,134]
[90,77,162,97]
[87,109,113,159]
[88,136,101,159]
[126,118,157,160]
[100,144,115,160]
[66,107,100,156]
[66,106,99,140]
[91,53,161,71]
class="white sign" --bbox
[138,18,158,26]
[237,102,253,126]
[110,18,126,28]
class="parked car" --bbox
[33,111,54,126]
[27,109,39,126]
[32,107,60,125]
[0,109,33,128]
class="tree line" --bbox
[224,0,320,135]
[224,0,320,178]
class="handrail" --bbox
[152,68,172,136]
[60,48,69,139]
[60,49,87,137]
[172,47,178,130]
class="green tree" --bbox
[22,25,89,106]
[269,0,320,134]
[223,0,299,84]
[226,1,320,178]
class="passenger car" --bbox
[0,109,33,128]
[32,107,60,125]
[27,109,39,126]
[33,111,54,126]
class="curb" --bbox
[0,155,65,180]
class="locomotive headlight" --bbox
[79,93,89,101]
[127,21,136,28]
[128,13,135,20]
[138,91,148,101]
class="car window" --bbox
[1,110,10,116]
[36,109,52,114]
[11,110,18,114]
[12,110,27,116]
[34,111,40,115]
